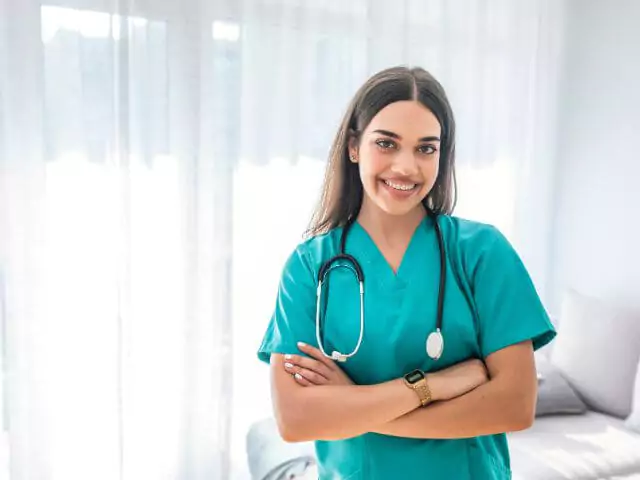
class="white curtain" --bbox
[0,0,564,479]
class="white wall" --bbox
[550,0,640,312]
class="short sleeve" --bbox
[257,245,318,365]
[470,227,556,359]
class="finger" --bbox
[292,372,313,387]
[297,342,337,370]
[296,367,327,385]
[284,359,329,383]
[284,355,331,380]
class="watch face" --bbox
[406,369,424,384]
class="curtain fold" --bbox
[0,0,564,478]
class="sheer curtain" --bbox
[0,0,564,479]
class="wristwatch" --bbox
[403,369,432,407]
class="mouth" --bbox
[379,178,421,200]
[381,179,420,192]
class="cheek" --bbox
[422,155,440,183]
[358,147,389,177]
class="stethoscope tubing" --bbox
[315,207,445,362]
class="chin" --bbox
[374,190,430,216]
[375,198,425,217]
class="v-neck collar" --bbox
[351,215,428,281]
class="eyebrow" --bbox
[372,129,441,143]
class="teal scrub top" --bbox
[257,215,556,480]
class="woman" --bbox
[257,66,556,479]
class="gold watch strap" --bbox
[414,378,432,407]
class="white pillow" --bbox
[626,357,640,433]
[550,289,640,419]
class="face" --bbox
[350,100,442,217]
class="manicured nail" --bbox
[284,354,292,360]
[294,373,303,380]
[284,362,293,369]
[297,342,306,347]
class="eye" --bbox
[375,139,397,150]
[417,144,438,155]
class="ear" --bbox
[347,135,359,163]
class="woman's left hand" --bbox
[283,342,354,387]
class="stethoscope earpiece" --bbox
[331,351,348,362]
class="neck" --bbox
[356,198,426,242]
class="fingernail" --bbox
[294,373,303,380]
[297,342,306,347]
[284,354,292,360]
[284,362,293,369]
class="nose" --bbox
[390,150,419,177]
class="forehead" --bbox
[364,101,441,139]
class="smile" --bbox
[383,179,418,191]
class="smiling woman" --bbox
[257,66,556,480]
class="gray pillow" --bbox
[535,354,587,417]
[549,289,640,419]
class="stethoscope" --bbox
[315,207,446,363]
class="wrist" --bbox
[402,369,434,407]
[425,373,441,401]
[395,377,422,409]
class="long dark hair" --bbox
[305,66,457,238]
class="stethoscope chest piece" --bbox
[426,328,444,360]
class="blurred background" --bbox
[1,0,639,479]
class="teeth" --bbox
[384,180,416,191]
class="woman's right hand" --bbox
[427,358,489,402]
